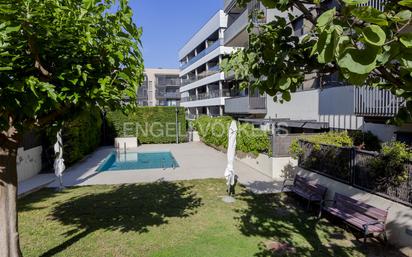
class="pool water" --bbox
[97,151,179,172]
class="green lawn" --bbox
[18,179,405,257]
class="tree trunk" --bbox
[0,126,22,257]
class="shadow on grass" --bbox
[235,189,407,257]
[37,180,202,257]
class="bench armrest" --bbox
[281,179,294,192]
[320,199,335,208]
[363,220,385,227]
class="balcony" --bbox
[224,0,238,12]
[181,90,231,103]
[182,67,220,86]
[180,40,224,70]
[224,9,248,46]
[157,78,181,87]
[354,86,404,117]
[225,96,267,114]
[156,92,181,99]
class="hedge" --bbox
[193,115,270,155]
[106,106,187,144]
[44,107,103,166]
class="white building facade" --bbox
[178,11,237,119]
[138,68,181,107]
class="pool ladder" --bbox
[161,158,176,170]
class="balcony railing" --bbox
[156,92,181,99]
[180,39,224,70]
[181,90,232,103]
[182,68,220,86]
[354,86,404,117]
[157,78,181,87]
[225,95,267,114]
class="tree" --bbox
[222,0,412,123]
[0,0,143,256]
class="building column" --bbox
[220,106,224,116]
[219,81,223,97]
[207,107,210,116]
[219,28,224,39]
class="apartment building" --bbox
[223,0,411,142]
[138,68,181,107]
[178,11,238,119]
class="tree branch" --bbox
[23,22,51,78]
[376,67,404,88]
[293,1,316,25]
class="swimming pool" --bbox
[97,151,179,172]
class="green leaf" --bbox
[261,0,277,8]
[316,30,335,63]
[352,6,388,26]
[399,0,412,8]
[317,8,336,29]
[337,46,380,74]
[82,0,96,9]
[362,25,386,46]
[282,91,291,101]
[278,77,291,90]
[393,10,412,22]
[400,33,412,48]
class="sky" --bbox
[131,0,223,69]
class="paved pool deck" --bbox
[20,142,283,195]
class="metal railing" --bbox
[155,92,181,99]
[180,40,224,70]
[225,95,267,114]
[157,78,181,87]
[298,140,412,207]
[354,86,404,117]
[249,96,266,109]
[181,90,231,103]
[181,68,221,86]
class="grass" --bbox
[18,179,406,257]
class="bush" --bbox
[289,131,353,159]
[44,107,103,166]
[106,107,187,144]
[193,116,270,155]
[368,141,412,186]
[348,130,381,151]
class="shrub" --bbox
[348,130,381,151]
[193,116,270,155]
[106,107,187,144]
[289,131,354,159]
[368,141,412,186]
[44,107,103,166]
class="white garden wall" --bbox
[17,146,43,182]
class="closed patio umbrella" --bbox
[224,120,237,202]
[54,129,65,191]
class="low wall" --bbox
[298,168,412,253]
[237,154,273,178]
[237,153,298,181]
[17,146,43,182]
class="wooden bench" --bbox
[321,193,388,243]
[282,175,328,212]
